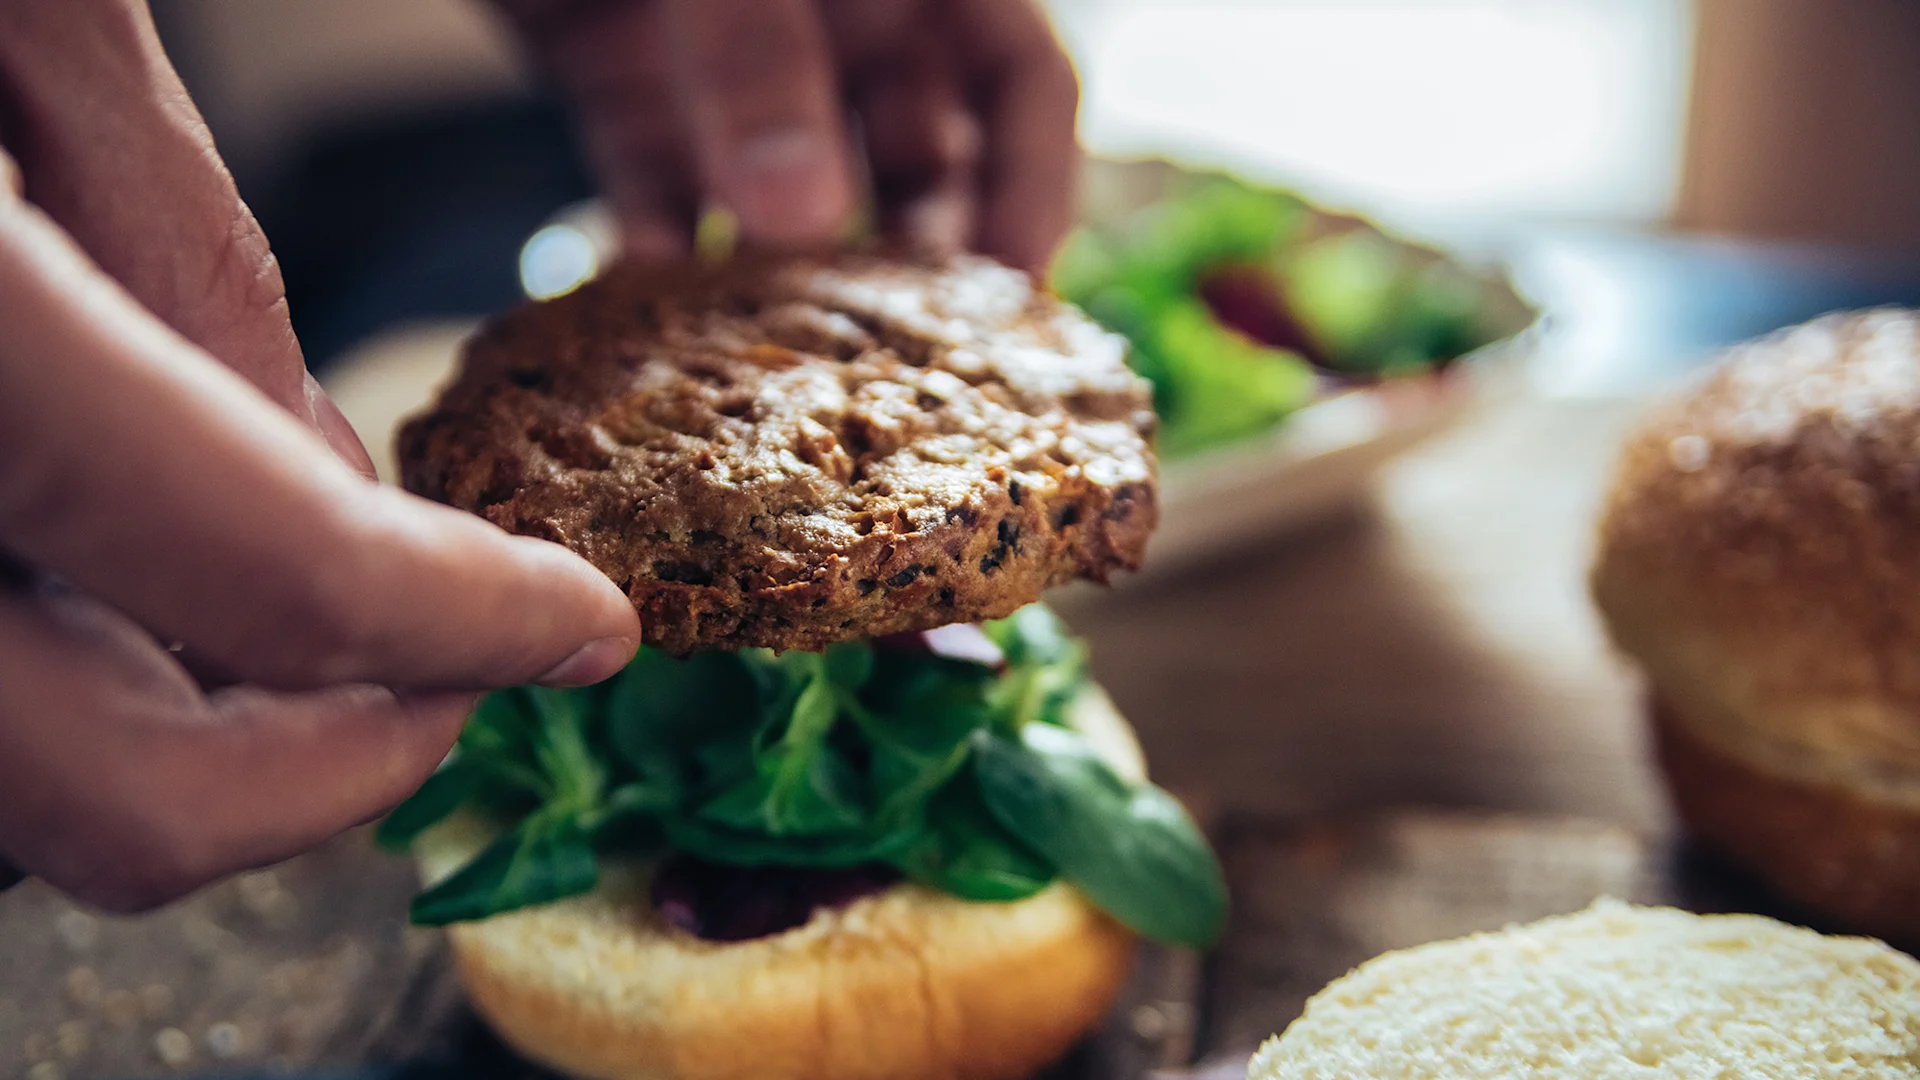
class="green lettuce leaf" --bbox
[970,723,1227,949]
[409,812,598,926]
[381,604,1228,950]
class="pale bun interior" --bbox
[1249,900,1920,1080]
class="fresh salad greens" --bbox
[1052,173,1504,458]
[378,606,1228,950]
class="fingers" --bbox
[661,0,859,246]
[0,0,361,463]
[0,193,639,692]
[502,0,700,259]
[517,0,1079,268]
[849,42,982,255]
[947,0,1080,273]
[0,580,475,911]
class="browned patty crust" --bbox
[399,251,1158,653]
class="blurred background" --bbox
[149,0,1920,377]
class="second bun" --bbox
[1592,309,1920,942]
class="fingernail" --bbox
[726,129,848,242]
[536,636,636,687]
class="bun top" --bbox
[399,251,1158,654]
[1248,900,1920,1080]
[1591,310,1920,796]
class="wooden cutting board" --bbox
[0,808,1817,1080]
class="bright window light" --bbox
[1048,0,1694,225]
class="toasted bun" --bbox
[1248,900,1920,1080]
[417,688,1145,1080]
[1591,309,1920,942]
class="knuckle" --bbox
[201,208,293,330]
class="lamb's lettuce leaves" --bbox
[381,605,1227,950]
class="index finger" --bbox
[950,0,1081,274]
[662,0,859,246]
[0,192,639,692]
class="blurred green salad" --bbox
[1051,172,1519,458]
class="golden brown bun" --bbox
[1591,309,1920,942]
[1248,900,1920,1080]
[1652,699,1920,943]
[417,688,1145,1080]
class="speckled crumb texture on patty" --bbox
[398,251,1159,653]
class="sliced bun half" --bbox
[1249,900,1920,1080]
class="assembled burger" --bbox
[382,252,1226,1080]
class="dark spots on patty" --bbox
[839,416,876,458]
[1104,483,1147,521]
[654,561,716,586]
[507,368,547,389]
[680,362,732,388]
[981,517,1022,573]
[885,565,923,588]
[1051,504,1082,529]
[534,425,612,470]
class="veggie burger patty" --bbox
[398,250,1160,654]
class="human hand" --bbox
[497,0,1081,273]
[0,1,641,911]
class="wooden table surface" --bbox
[10,229,1920,1079]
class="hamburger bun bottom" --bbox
[416,687,1147,1080]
